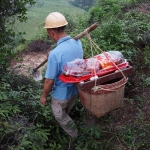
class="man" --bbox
[40,12,83,138]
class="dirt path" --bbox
[10,51,48,78]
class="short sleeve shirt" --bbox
[45,36,83,100]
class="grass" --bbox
[15,0,86,39]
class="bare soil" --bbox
[136,2,150,14]
[10,51,48,77]
[10,39,51,78]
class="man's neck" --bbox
[57,32,67,41]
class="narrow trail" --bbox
[10,39,51,78]
[10,50,48,78]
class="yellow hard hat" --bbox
[44,12,68,29]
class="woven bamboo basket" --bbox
[78,77,128,118]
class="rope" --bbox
[84,29,98,88]
[83,30,128,92]
[92,79,127,92]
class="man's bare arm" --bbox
[40,78,54,105]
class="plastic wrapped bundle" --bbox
[96,51,125,69]
[63,59,89,76]
[63,51,125,76]
[86,57,100,74]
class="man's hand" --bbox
[40,96,48,105]
[40,78,54,106]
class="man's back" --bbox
[45,36,83,100]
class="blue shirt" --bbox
[45,36,83,100]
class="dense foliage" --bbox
[69,0,95,11]
[84,0,150,69]
[0,0,150,149]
